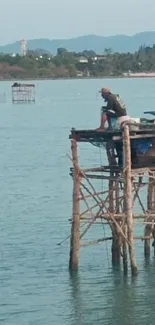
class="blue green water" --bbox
[1,78,155,325]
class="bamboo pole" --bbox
[109,175,120,264]
[79,190,108,200]
[80,189,94,219]
[133,183,146,214]
[69,139,80,271]
[145,172,155,257]
[115,179,120,214]
[80,182,109,213]
[80,235,152,247]
[80,202,100,217]
[80,237,112,247]
[122,141,128,274]
[80,203,107,239]
[123,125,138,276]
[106,141,121,264]
[122,223,128,274]
[144,223,151,257]
[114,178,122,264]
[80,213,155,220]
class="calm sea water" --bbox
[0,78,155,325]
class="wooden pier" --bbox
[69,124,155,275]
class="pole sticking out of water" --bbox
[123,125,138,276]
[69,139,80,271]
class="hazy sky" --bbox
[1,0,155,44]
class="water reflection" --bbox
[69,272,83,325]
[69,261,155,325]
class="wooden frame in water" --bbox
[68,126,155,276]
[12,82,35,104]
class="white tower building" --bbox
[20,39,27,56]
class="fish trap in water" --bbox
[12,82,35,104]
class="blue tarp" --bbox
[131,139,152,154]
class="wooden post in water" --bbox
[145,171,155,256]
[122,223,128,274]
[69,139,80,271]
[123,125,138,276]
[111,178,121,265]
[145,174,153,257]
[106,142,121,265]
[109,177,120,265]
[122,141,128,274]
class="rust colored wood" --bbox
[109,178,114,213]
[109,176,118,264]
[80,189,94,219]
[80,182,109,213]
[147,172,155,211]
[79,190,108,200]
[111,182,122,265]
[122,223,128,275]
[115,179,120,214]
[80,237,113,247]
[122,136,128,276]
[69,139,80,271]
[106,141,121,264]
[114,178,122,264]
[80,213,155,220]
[123,125,138,276]
[145,172,155,256]
[111,227,121,265]
[144,223,151,257]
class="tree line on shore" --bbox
[0,45,155,79]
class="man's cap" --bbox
[99,87,111,94]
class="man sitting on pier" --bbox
[97,88,127,130]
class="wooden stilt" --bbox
[111,179,121,265]
[123,125,138,276]
[106,141,121,265]
[152,227,155,255]
[115,179,120,214]
[108,177,116,264]
[111,227,121,265]
[106,141,121,264]
[145,175,152,257]
[145,173,155,257]
[122,170,128,274]
[144,224,151,257]
[109,177,121,264]
[68,128,155,275]
[115,179,122,263]
[122,223,128,274]
[69,140,80,271]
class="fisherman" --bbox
[97,88,127,130]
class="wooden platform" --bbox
[68,125,155,275]
[69,128,155,142]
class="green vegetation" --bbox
[1,45,155,79]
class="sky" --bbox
[1,0,155,44]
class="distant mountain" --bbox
[1,32,155,54]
